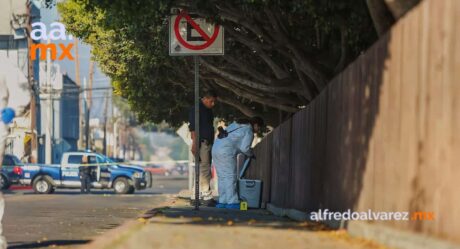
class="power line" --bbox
[40,86,113,91]
[47,96,115,100]
[38,87,114,94]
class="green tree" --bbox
[58,0,380,126]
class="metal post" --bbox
[85,105,90,150]
[103,92,108,155]
[194,56,200,210]
[83,78,90,151]
[45,42,52,164]
[26,1,37,163]
[75,38,83,150]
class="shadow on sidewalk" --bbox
[8,239,90,249]
[142,201,332,232]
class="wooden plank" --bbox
[270,126,282,206]
[262,133,273,205]
[311,89,328,211]
[372,30,391,217]
[416,0,445,235]
[353,36,376,214]
[324,69,346,211]
[442,0,460,240]
[384,10,403,228]
[279,119,292,207]
[288,108,310,210]
[395,3,421,231]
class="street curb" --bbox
[266,203,310,222]
[137,206,171,219]
[78,219,144,249]
[266,203,460,249]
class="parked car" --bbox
[20,152,152,194]
[1,154,24,190]
[169,163,188,176]
[144,164,169,176]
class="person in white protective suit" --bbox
[211,117,264,209]
[0,56,31,249]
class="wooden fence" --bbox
[246,0,460,244]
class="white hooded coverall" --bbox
[0,56,31,249]
[211,122,254,204]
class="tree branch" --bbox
[202,73,300,106]
[256,50,289,79]
[264,8,328,91]
[223,54,295,87]
[212,78,299,113]
[366,0,395,37]
[333,21,349,74]
[292,59,314,101]
[216,3,276,44]
[225,27,289,79]
[200,59,299,93]
[217,95,258,117]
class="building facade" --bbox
[0,0,40,162]
[38,61,79,164]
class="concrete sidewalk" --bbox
[81,196,388,249]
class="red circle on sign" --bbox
[174,11,220,50]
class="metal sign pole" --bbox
[194,56,200,210]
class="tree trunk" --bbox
[366,0,396,37]
[384,0,420,19]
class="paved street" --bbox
[2,176,188,249]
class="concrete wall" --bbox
[246,0,460,246]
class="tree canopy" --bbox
[58,0,384,127]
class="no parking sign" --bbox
[169,11,224,56]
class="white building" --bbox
[1,0,40,162]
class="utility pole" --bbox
[26,0,37,163]
[111,94,117,158]
[45,40,52,164]
[88,59,94,110]
[102,92,108,155]
[74,38,84,149]
[83,77,90,150]
[85,59,94,151]
[85,107,90,150]
[112,118,118,158]
[74,39,81,86]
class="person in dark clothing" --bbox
[189,90,217,206]
[79,155,92,194]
